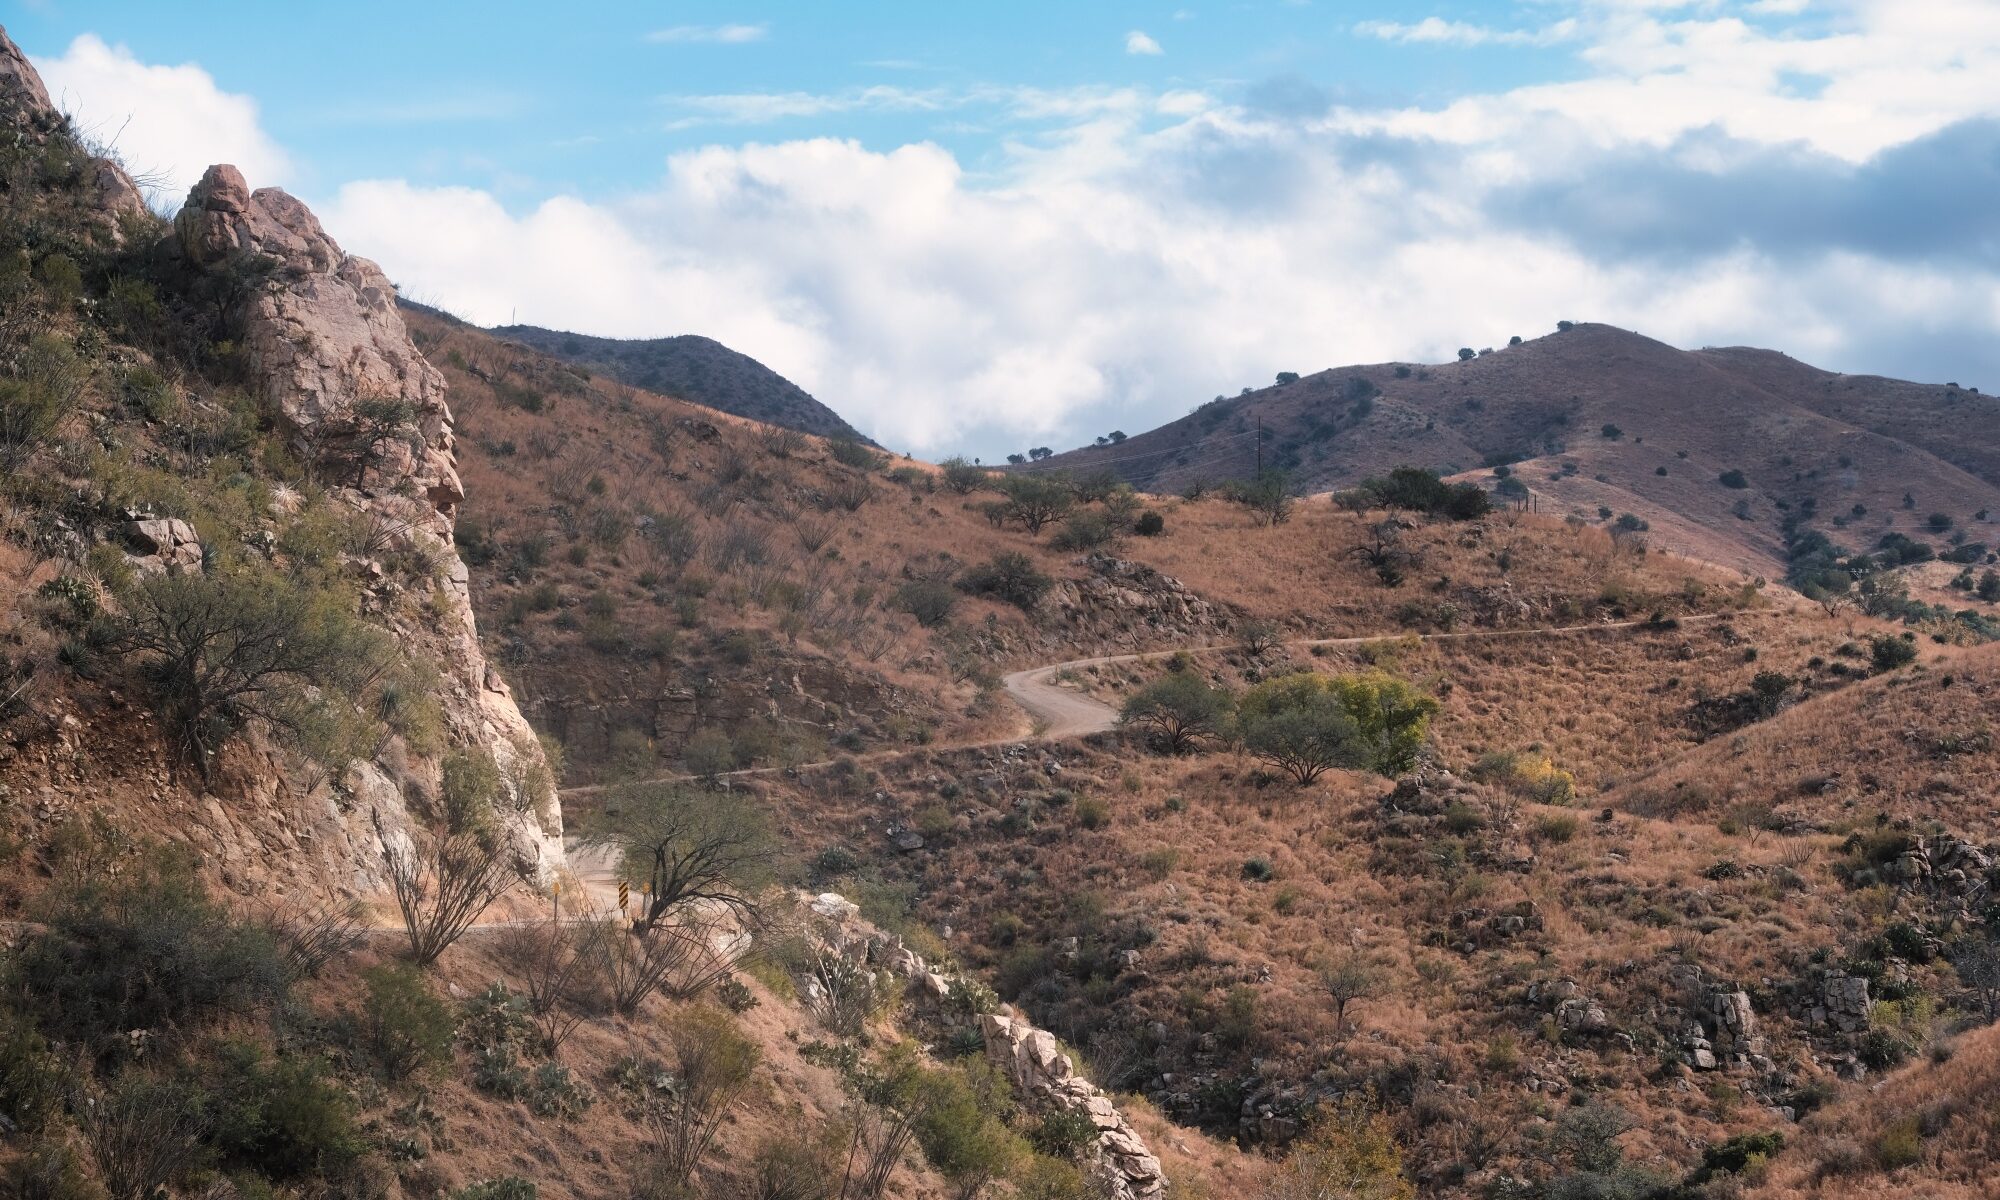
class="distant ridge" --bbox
[493,322,874,445]
[1027,324,2000,575]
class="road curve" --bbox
[563,612,1727,800]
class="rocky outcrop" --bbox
[1048,553,1230,650]
[169,164,561,884]
[120,516,203,576]
[0,27,53,117]
[808,892,1167,1200]
[983,1013,1167,1200]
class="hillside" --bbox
[12,16,2000,1200]
[487,319,874,445]
[1028,324,2000,577]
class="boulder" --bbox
[122,517,203,575]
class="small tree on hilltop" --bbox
[939,456,989,495]
[1120,671,1234,754]
[999,474,1076,536]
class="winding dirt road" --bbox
[561,612,1724,801]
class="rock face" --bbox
[175,165,462,514]
[0,26,148,225]
[121,517,203,576]
[982,1014,1168,1200]
[169,164,561,886]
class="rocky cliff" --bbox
[169,162,564,883]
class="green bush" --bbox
[0,1138,101,1200]
[957,552,1054,611]
[1134,510,1165,536]
[0,1008,65,1133]
[1719,469,1749,489]
[1050,510,1118,552]
[10,853,287,1051]
[895,578,958,627]
[1358,467,1491,520]
[1871,634,1918,671]
[1028,1108,1100,1162]
[204,1042,364,1180]
[355,964,455,1081]
[0,334,90,471]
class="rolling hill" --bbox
[486,319,874,444]
[1029,324,2000,575]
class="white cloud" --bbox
[30,34,290,207]
[1355,17,1579,47]
[646,24,768,45]
[1125,31,1164,56]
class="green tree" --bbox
[1119,671,1234,753]
[1237,673,1362,784]
[1325,671,1439,775]
[999,474,1076,535]
[940,456,991,494]
[1234,469,1295,526]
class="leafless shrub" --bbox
[526,429,567,460]
[497,915,598,1054]
[386,831,518,968]
[261,893,365,982]
[636,1007,759,1190]
[840,1094,922,1200]
[762,427,807,459]
[548,451,606,504]
[584,912,740,1016]
[791,513,840,554]
[645,506,702,568]
[76,1076,210,1200]
[817,475,873,513]
[708,525,772,574]
[855,622,901,664]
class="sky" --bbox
[11,1,2000,461]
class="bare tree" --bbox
[386,831,518,967]
[1317,948,1383,1036]
[497,912,596,1053]
[260,892,365,982]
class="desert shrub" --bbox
[526,1061,593,1119]
[1050,510,1118,551]
[1134,510,1165,536]
[747,1131,840,1200]
[354,964,456,1081]
[75,1072,209,1200]
[998,475,1077,535]
[896,578,958,627]
[1470,750,1577,804]
[111,564,393,778]
[1241,857,1276,882]
[1074,797,1110,830]
[10,852,286,1051]
[828,437,883,470]
[0,334,90,471]
[461,985,534,1099]
[1268,1095,1413,1200]
[1874,1115,1923,1169]
[0,1008,65,1134]
[1533,813,1582,843]
[1870,633,1917,671]
[453,1180,539,1200]
[912,1061,1024,1199]
[1359,467,1491,520]
[957,552,1053,611]
[939,456,990,494]
[0,1138,101,1200]
[640,1008,760,1188]
[1140,847,1180,881]
[386,829,519,968]
[203,1042,364,1180]
[1720,469,1749,489]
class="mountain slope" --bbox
[1030,325,2000,575]
[487,320,874,444]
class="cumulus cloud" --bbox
[44,3,2000,460]
[646,24,769,45]
[1125,31,1164,56]
[30,34,290,206]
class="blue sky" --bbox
[12,1,2000,458]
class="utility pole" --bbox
[1255,415,1263,474]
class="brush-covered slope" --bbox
[1031,324,2000,577]
[488,320,874,445]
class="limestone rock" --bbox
[122,517,203,575]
